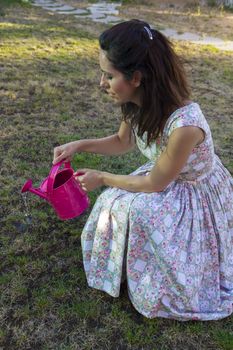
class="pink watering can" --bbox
[21,161,90,220]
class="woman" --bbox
[53,19,233,321]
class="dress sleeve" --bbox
[165,103,210,143]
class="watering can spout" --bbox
[21,180,47,200]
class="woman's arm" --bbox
[53,121,135,164]
[76,121,135,155]
[77,126,204,192]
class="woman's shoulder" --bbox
[166,101,201,124]
[163,102,209,137]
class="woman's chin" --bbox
[113,99,123,106]
[109,94,121,104]
[106,92,125,105]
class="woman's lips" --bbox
[101,88,117,99]
[108,92,117,98]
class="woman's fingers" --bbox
[76,175,84,182]
[53,153,72,165]
[53,155,67,165]
[53,147,63,164]
[75,175,87,192]
[74,169,102,192]
[53,144,74,165]
[74,169,90,176]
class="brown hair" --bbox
[99,19,191,146]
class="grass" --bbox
[121,0,233,41]
[0,0,31,4]
[0,1,233,350]
[0,0,31,15]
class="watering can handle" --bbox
[47,161,71,198]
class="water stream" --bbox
[32,0,233,51]
[21,192,33,227]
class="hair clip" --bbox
[144,26,153,40]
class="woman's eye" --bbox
[101,72,113,81]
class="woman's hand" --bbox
[53,141,79,165]
[74,169,105,192]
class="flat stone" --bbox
[92,15,122,24]
[90,3,121,9]
[33,2,56,6]
[87,4,120,16]
[57,9,89,15]
[88,12,106,19]
[44,4,75,11]
[33,0,56,5]
[42,6,61,11]
[89,9,119,15]
[39,3,65,7]
[160,28,233,52]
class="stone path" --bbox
[32,0,233,51]
[161,28,233,52]
[33,0,122,24]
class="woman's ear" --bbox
[130,70,142,88]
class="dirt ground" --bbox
[0,1,233,349]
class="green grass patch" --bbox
[213,329,233,350]
[0,0,32,6]
[222,67,233,85]
[57,290,103,321]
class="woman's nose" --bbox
[100,73,109,89]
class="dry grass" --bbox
[0,1,233,349]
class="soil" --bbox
[0,1,232,349]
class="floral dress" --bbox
[81,102,233,321]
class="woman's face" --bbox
[99,49,141,106]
